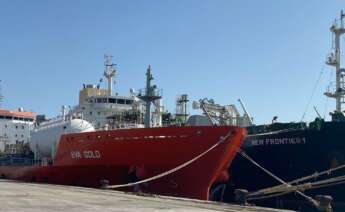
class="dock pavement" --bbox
[0,179,294,212]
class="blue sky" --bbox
[0,0,344,124]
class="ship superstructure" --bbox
[74,84,141,129]
[68,56,163,129]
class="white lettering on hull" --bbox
[71,150,101,159]
[250,137,307,146]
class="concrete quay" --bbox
[0,180,294,212]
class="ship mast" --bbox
[325,10,345,113]
[138,65,162,128]
[104,55,117,96]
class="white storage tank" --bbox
[30,118,94,158]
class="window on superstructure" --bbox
[15,134,17,137]
[14,117,19,120]
[4,125,7,128]
[15,126,18,129]
[102,98,107,103]
[108,98,116,103]
[90,111,92,115]
[21,134,23,138]
[22,126,24,129]
[117,99,125,104]
[126,100,134,105]
[24,118,33,122]
[5,116,12,120]
[0,116,4,119]
[97,98,102,103]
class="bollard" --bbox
[234,189,249,206]
[100,179,109,189]
[315,195,333,212]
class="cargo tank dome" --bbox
[30,119,94,158]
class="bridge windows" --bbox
[117,99,125,104]
[108,98,116,103]
[93,97,134,105]
[126,100,134,105]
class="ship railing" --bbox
[137,88,163,98]
[106,123,145,130]
[119,123,145,129]
[0,157,54,166]
[30,158,54,166]
[35,115,86,131]
[0,157,35,166]
[34,117,65,130]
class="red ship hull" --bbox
[0,126,245,200]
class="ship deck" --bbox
[0,179,294,212]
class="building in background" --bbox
[0,109,35,154]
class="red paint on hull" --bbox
[0,126,246,200]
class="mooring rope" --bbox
[248,191,292,201]
[248,175,345,201]
[289,164,345,185]
[251,164,345,196]
[237,149,319,207]
[105,129,235,189]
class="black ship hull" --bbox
[225,121,345,211]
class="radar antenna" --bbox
[104,55,117,96]
[324,11,345,113]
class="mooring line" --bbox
[106,130,235,189]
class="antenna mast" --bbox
[0,80,3,108]
[325,10,345,113]
[104,55,117,96]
